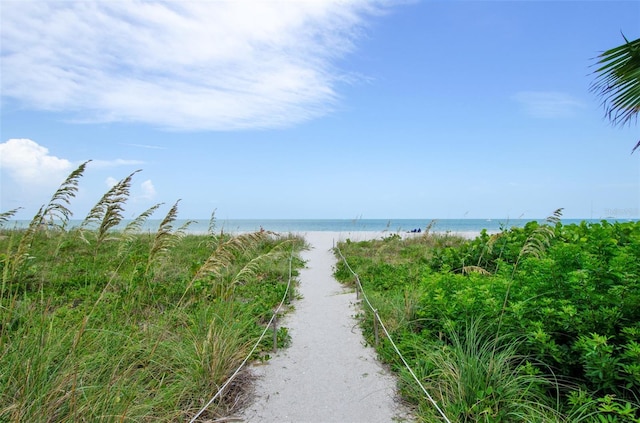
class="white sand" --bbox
[236,231,415,423]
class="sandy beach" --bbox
[236,231,414,423]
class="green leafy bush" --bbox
[335,220,640,421]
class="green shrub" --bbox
[335,220,640,421]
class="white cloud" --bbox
[123,143,166,150]
[513,91,586,118]
[90,159,145,169]
[1,1,384,131]
[104,177,156,202]
[105,176,118,188]
[140,179,156,200]
[0,138,72,186]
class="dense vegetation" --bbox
[335,215,640,422]
[0,163,304,422]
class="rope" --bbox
[189,251,294,423]
[335,243,452,423]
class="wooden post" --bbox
[272,315,278,353]
[373,309,380,347]
[355,275,360,300]
[287,256,293,303]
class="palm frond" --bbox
[591,35,640,152]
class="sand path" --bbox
[237,231,413,423]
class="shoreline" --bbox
[288,230,486,242]
[4,218,626,236]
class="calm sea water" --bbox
[182,218,624,234]
[8,218,628,235]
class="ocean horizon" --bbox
[176,218,637,234]
[6,218,636,235]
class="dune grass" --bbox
[0,164,304,422]
[401,318,562,422]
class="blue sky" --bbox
[1,0,639,221]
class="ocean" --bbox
[184,218,626,234]
[7,218,627,235]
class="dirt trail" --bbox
[237,232,413,423]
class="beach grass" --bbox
[0,164,304,422]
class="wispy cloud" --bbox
[90,159,145,169]
[105,176,118,189]
[140,180,157,200]
[513,91,586,118]
[1,1,384,131]
[123,143,167,150]
[105,177,156,201]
